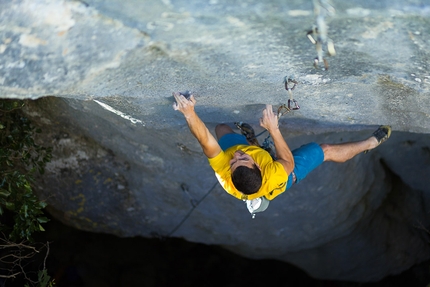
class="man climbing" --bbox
[172,92,391,215]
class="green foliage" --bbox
[0,99,52,241]
[24,269,56,287]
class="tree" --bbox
[0,99,54,286]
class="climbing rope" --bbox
[167,181,218,237]
[306,0,336,69]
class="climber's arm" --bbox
[268,128,295,174]
[259,104,294,174]
[173,92,221,158]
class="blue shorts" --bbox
[218,134,324,190]
[286,142,324,190]
[218,133,249,151]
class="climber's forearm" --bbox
[173,92,221,158]
[185,112,221,158]
[269,128,294,174]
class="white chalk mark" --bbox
[93,100,145,126]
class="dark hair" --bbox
[231,164,262,195]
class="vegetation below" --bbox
[0,100,53,286]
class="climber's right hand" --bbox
[172,92,196,118]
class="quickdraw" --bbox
[307,0,336,70]
[277,76,300,118]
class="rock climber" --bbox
[172,92,391,215]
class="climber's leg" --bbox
[215,124,249,151]
[215,124,235,140]
[321,125,391,163]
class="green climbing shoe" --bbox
[365,125,391,153]
[373,125,392,146]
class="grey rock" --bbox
[1,0,430,282]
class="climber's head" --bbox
[230,151,262,195]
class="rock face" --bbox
[1,0,430,282]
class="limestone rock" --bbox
[1,0,430,282]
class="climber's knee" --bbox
[215,124,235,140]
[320,143,331,162]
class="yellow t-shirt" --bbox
[208,145,288,201]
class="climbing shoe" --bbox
[234,122,260,146]
[365,125,391,153]
[373,125,392,146]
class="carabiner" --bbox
[277,104,291,118]
[288,99,300,110]
[284,77,298,91]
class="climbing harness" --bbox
[235,76,301,218]
[306,0,336,69]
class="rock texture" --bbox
[1,0,430,282]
